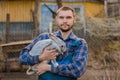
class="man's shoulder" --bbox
[38,32,49,36]
[77,37,86,42]
[37,32,49,39]
[74,36,87,45]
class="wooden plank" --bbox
[0,40,32,47]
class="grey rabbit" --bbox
[26,33,66,75]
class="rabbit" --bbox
[26,33,66,75]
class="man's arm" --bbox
[19,33,57,66]
[19,35,41,66]
[36,39,88,78]
[19,33,48,65]
[51,39,88,78]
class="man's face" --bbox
[56,10,76,32]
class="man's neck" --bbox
[60,30,72,40]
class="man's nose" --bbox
[63,18,67,22]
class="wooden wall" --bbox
[0,1,104,22]
[0,1,34,22]
[0,1,104,42]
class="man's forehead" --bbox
[57,10,73,16]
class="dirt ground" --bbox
[0,69,120,80]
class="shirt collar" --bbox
[54,30,77,40]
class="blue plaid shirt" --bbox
[19,30,88,78]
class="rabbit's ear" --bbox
[49,33,54,39]
[49,33,57,40]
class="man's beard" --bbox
[59,24,73,32]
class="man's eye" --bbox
[66,16,72,19]
[59,17,64,19]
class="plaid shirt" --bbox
[19,30,88,78]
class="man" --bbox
[19,6,88,80]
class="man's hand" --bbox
[34,62,51,75]
[38,46,56,61]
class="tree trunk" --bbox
[56,0,63,9]
[32,0,39,38]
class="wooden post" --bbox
[80,5,87,37]
[104,0,108,17]
[119,4,120,17]
[32,0,39,38]
[56,0,63,9]
[5,13,10,43]
[49,22,52,33]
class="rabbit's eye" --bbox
[61,45,64,48]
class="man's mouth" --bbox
[61,24,69,27]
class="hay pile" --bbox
[86,17,120,69]
[86,17,120,39]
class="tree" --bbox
[56,0,63,9]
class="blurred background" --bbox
[0,0,120,80]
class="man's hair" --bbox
[56,6,75,17]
